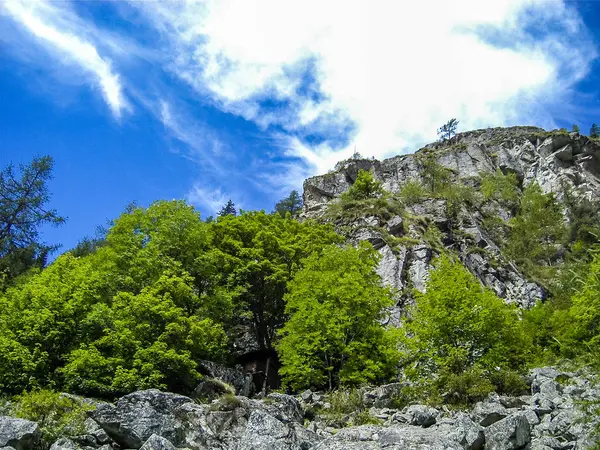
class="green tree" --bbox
[437,118,459,142]
[343,170,384,201]
[0,156,65,284]
[401,256,532,403]
[506,183,565,266]
[572,124,580,133]
[274,190,303,217]
[590,123,600,139]
[562,251,600,361]
[277,243,399,390]
[61,272,227,396]
[210,211,341,352]
[218,199,237,217]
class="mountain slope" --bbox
[302,126,600,311]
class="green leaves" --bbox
[277,243,398,391]
[401,255,532,403]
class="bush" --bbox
[399,180,428,205]
[342,170,384,201]
[11,390,93,449]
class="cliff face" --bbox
[302,126,600,309]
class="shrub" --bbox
[399,180,428,205]
[11,390,93,449]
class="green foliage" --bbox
[342,170,384,201]
[277,244,399,391]
[420,156,452,194]
[218,199,237,217]
[0,156,65,286]
[399,180,427,205]
[401,256,532,404]
[274,190,303,218]
[561,252,600,361]
[590,123,600,139]
[480,169,519,209]
[0,201,230,397]
[506,183,565,267]
[572,124,580,133]
[437,118,459,142]
[210,211,341,351]
[11,390,92,449]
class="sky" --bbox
[1,0,600,254]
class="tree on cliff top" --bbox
[437,118,459,142]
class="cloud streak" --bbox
[2,0,128,117]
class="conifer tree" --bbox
[218,199,237,217]
[590,123,600,139]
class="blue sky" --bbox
[1,0,599,254]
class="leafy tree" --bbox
[0,156,65,284]
[590,123,600,139]
[506,183,565,266]
[420,155,452,195]
[61,272,227,396]
[277,243,399,390]
[210,211,341,352]
[399,180,427,206]
[562,251,600,360]
[218,199,237,217]
[274,190,303,217]
[342,170,384,201]
[437,118,459,142]
[572,124,580,133]
[401,256,532,403]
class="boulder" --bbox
[139,434,177,450]
[363,383,405,408]
[48,438,79,450]
[404,404,439,427]
[89,389,192,448]
[434,413,485,450]
[192,378,234,403]
[484,414,530,450]
[262,394,304,424]
[0,417,40,450]
[472,400,508,427]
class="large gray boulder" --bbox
[313,424,464,450]
[139,434,177,450]
[403,404,439,427]
[89,389,192,448]
[433,413,485,450]
[484,414,530,450]
[0,417,40,450]
[472,399,508,427]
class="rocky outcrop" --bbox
[3,367,575,449]
[302,127,600,308]
[0,417,40,450]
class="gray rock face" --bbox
[302,127,600,309]
[403,405,439,427]
[484,414,530,450]
[89,389,192,448]
[0,417,40,450]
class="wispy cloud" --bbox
[1,0,128,117]
[133,0,597,175]
[186,184,235,216]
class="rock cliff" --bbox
[302,127,600,309]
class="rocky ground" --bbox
[1,367,598,450]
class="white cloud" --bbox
[186,184,233,215]
[2,0,128,117]
[134,0,597,175]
